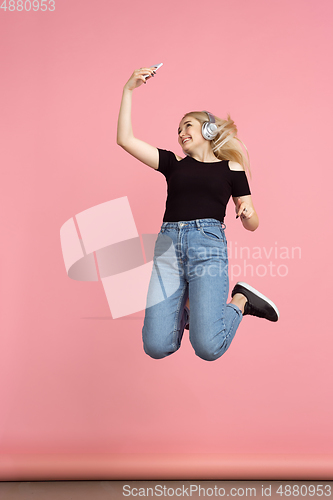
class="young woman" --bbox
[117,66,279,362]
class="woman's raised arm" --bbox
[117,68,159,170]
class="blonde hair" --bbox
[182,111,252,179]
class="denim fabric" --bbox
[142,218,243,361]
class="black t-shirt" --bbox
[157,149,251,223]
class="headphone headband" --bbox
[203,111,215,124]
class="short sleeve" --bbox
[157,149,175,178]
[231,171,251,197]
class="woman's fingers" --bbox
[235,198,243,216]
[132,68,156,85]
[137,67,155,76]
[240,208,252,219]
[236,202,246,217]
[140,67,156,80]
[140,67,156,72]
[236,203,253,219]
[235,197,242,208]
[125,67,156,90]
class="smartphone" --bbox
[144,63,163,79]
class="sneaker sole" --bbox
[235,281,280,320]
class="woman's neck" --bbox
[186,143,220,162]
[189,150,219,163]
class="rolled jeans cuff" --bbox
[227,302,243,318]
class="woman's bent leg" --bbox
[186,221,243,361]
[142,230,189,359]
[189,298,242,361]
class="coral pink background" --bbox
[1,0,333,478]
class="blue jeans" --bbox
[142,218,243,361]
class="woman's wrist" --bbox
[123,86,132,94]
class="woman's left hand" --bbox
[235,197,254,220]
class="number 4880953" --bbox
[0,0,55,11]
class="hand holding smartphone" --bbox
[144,63,163,80]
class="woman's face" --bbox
[178,116,205,152]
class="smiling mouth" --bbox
[182,138,191,144]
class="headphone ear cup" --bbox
[202,122,218,140]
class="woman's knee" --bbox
[192,338,229,362]
[142,331,180,359]
[143,341,178,359]
[194,347,222,362]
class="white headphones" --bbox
[201,111,218,140]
